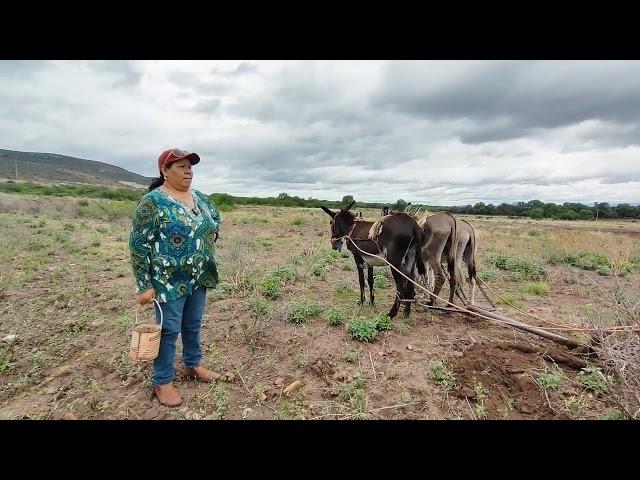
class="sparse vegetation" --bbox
[478,268,498,282]
[600,409,623,420]
[564,395,588,415]
[324,306,347,326]
[520,282,550,295]
[275,396,307,420]
[473,381,488,419]
[537,371,562,391]
[373,274,387,289]
[281,300,322,324]
[577,367,609,395]
[345,348,362,363]
[0,195,636,420]
[430,361,456,391]
[334,280,351,294]
[211,385,229,419]
[248,296,270,317]
[496,294,523,309]
[296,351,310,370]
[337,375,367,414]
[488,252,545,281]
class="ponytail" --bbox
[149,175,165,191]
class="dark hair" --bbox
[148,162,174,191]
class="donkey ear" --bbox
[320,206,336,217]
[345,200,356,211]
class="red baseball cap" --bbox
[157,148,201,173]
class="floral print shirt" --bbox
[129,188,221,303]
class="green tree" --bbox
[393,199,408,211]
[529,208,544,219]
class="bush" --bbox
[248,296,269,316]
[312,263,327,277]
[488,253,545,280]
[374,314,392,331]
[218,204,234,212]
[520,282,549,295]
[260,276,283,298]
[272,266,297,282]
[347,317,378,342]
[324,307,346,326]
[430,361,456,391]
[545,249,610,273]
[577,367,609,395]
[282,300,322,324]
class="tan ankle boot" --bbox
[184,364,220,383]
[154,383,182,407]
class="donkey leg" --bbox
[388,266,405,319]
[468,265,477,306]
[356,262,366,306]
[447,257,457,306]
[367,265,375,305]
[429,260,446,306]
[403,280,415,317]
[470,277,476,305]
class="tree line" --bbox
[1,181,637,220]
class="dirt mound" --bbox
[452,343,569,419]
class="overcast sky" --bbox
[1,60,639,205]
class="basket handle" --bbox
[134,298,163,329]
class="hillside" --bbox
[0,148,153,188]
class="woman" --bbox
[129,148,221,407]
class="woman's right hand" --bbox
[135,288,156,305]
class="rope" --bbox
[341,232,637,335]
[342,234,538,328]
[476,277,639,333]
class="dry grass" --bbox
[1,194,638,420]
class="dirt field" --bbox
[1,194,639,420]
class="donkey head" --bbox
[320,200,355,251]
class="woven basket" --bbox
[130,298,163,362]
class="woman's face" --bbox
[163,158,193,191]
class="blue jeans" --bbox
[152,286,207,385]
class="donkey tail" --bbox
[413,222,426,277]
[462,219,477,283]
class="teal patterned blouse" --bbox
[129,188,221,303]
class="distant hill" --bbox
[0,148,153,189]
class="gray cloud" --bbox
[373,61,640,146]
[0,60,51,79]
[83,61,142,88]
[1,60,640,205]
[192,98,221,114]
[210,62,258,77]
[167,71,235,96]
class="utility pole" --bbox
[15,159,18,179]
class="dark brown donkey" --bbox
[320,201,426,319]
